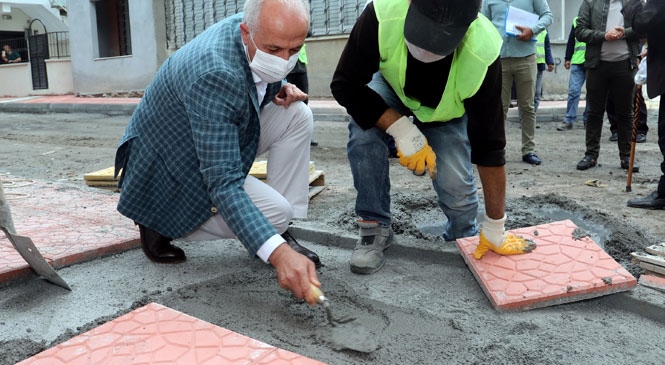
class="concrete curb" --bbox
[0,102,137,115]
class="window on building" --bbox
[94,0,132,57]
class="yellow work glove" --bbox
[385,116,437,179]
[473,214,537,260]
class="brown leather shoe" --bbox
[282,230,321,268]
[137,223,186,263]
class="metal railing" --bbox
[0,31,69,64]
[45,31,70,59]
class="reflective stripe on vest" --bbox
[298,43,308,65]
[571,17,586,65]
[374,0,501,122]
[536,30,547,64]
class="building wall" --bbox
[62,0,585,98]
[68,0,167,94]
[0,59,72,96]
[0,7,31,32]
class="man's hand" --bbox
[269,243,321,306]
[515,26,534,41]
[605,27,625,41]
[273,83,308,108]
[564,61,571,70]
[547,64,554,72]
[385,116,437,179]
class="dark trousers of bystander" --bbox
[584,59,637,161]
[658,97,665,196]
[607,85,648,135]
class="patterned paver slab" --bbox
[17,302,326,365]
[456,219,637,311]
[0,180,139,284]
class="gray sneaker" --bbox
[556,122,573,131]
[350,221,394,274]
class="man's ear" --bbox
[239,23,250,44]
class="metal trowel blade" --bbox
[323,318,379,353]
[1,227,71,290]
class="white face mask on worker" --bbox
[405,40,447,63]
[245,33,298,83]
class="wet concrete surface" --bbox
[1,112,665,363]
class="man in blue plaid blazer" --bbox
[114,0,323,305]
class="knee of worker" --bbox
[263,195,294,233]
[290,101,314,136]
[434,174,477,208]
[347,119,388,159]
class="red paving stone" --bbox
[639,274,665,292]
[0,179,139,285]
[456,219,637,311]
[17,302,325,365]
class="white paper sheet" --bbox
[504,6,539,41]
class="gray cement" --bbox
[1,112,665,364]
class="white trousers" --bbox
[183,101,313,241]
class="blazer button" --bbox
[211,206,218,214]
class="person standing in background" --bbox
[559,17,588,131]
[574,0,642,172]
[534,30,554,113]
[287,42,319,146]
[483,0,553,166]
[624,0,665,209]
[607,38,649,143]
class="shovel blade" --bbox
[1,227,71,290]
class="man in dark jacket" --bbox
[624,0,665,209]
[575,0,643,172]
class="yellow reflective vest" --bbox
[571,17,586,65]
[374,0,501,122]
[536,30,547,64]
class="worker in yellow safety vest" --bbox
[558,17,588,131]
[534,30,554,112]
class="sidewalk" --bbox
[2,93,641,122]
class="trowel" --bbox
[0,184,71,290]
[309,285,379,353]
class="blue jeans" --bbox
[564,64,588,124]
[347,73,478,240]
[534,69,544,112]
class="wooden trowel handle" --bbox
[308,284,327,306]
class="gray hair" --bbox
[243,0,310,32]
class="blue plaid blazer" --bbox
[115,13,282,256]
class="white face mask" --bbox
[405,40,447,63]
[245,33,299,83]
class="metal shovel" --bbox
[0,184,71,290]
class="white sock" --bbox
[481,214,506,244]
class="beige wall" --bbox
[0,59,73,97]
[305,36,348,98]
